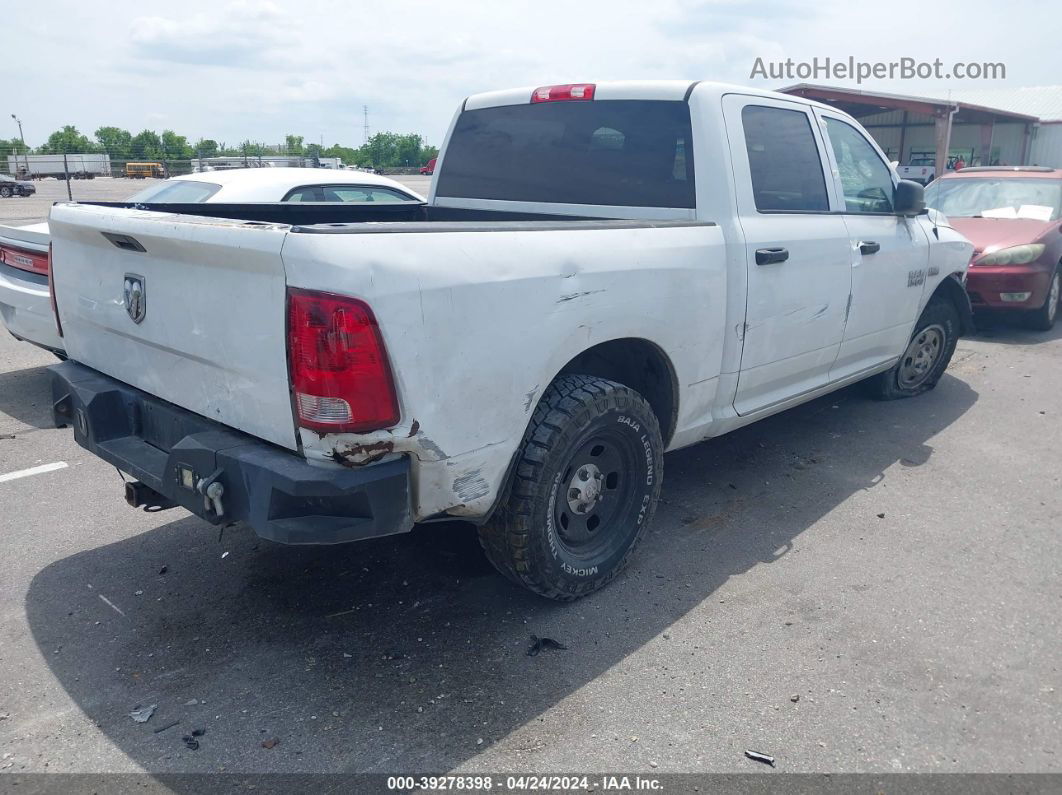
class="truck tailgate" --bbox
[48,203,298,450]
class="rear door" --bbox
[48,204,298,450]
[815,111,930,380]
[722,95,853,415]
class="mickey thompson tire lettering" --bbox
[478,374,664,601]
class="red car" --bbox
[925,167,1062,330]
[419,157,437,176]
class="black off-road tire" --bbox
[1024,267,1060,332]
[866,297,960,400]
[479,375,663,601]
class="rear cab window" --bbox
[435,100,695,208]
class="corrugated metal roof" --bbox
[779,83,1062,122]
[934,86,1062,122]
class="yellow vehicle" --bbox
[125,162,165,179]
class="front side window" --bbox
[823,117,894,214]
[741,105,829,212]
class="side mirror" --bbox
[894,179,926,216]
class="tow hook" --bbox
[196,469,226,518]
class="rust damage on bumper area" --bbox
[331,440,395,467]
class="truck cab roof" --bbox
[463,79,839,114]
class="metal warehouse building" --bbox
[779,84,1062,176]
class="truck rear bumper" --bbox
[50,361,413,545]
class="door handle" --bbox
[859,241,881,255]
[755,247,789,266]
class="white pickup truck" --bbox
[47,81,973,600]
[896,156,940,186]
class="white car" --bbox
[0,168,423,354]
[49,81,974,600]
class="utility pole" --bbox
[363,106,369,145]
[10,114,29,178]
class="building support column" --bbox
[934,108,955,178]
[979,122,994,166]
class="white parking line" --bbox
[0,461,68,484]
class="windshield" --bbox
[925,178,1062,221]
[436,100,695,208]
[126,180,222,203]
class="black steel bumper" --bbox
[50,361,413,545]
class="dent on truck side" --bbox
[282,222,728,522]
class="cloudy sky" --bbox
[7,0,1058,149]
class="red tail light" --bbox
[530,83,596,103]
[0,244,49,276]
[48,243,63,338]
[287,288,398,434]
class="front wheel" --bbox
[866,298,959,400]
[1024,268,1060,331]
[479,375,663,601]
[0,186,12,198]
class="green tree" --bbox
[94,126,132,156]
[355,132,434,169]
[161,130,192,159]
[0,138,29,162]
[130,130,163,160]
[322,143,359,165]
[285,134,304,155]
[39,125,97,154]
[193,138,219,158]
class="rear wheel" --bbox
[1024,268,1060,331]
[479,375,663,600]
[0,186,12,198]
[866,298,959,400]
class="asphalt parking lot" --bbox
[0,175,434,226]
[0,193,1059,777]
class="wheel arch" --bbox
[929,272,975,336]
[554,337,679,447]
[474,337,679,526]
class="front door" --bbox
[723,95,853,416]
[816,111,931,380]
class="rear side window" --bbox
[127,180,221,203]
[321,186,414,203]
[741,105,829,212]
[436,101,695,208]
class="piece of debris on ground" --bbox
[527,634,568,656]
[152,720,180,734]
[261,737,280,749]
[745,749,776,767]
[128,704,156,724]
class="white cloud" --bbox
[4,0,1057,150]
[129,0,292,66]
